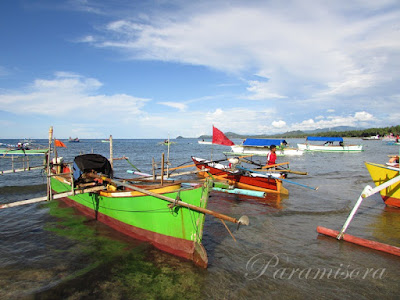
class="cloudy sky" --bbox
[1,0,399,138]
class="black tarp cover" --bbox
[73,154,113,181]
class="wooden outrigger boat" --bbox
[317,161,400,257]
[0,142,49,156]
[68,137,80,142]
[192,156,289,195]
[297,136,363,152]
[365,162,400,208]
[50,154,213,267]
[198,140,212,145]
[0,148,49,156]
[1,128,249,268]
[229,138,303,156]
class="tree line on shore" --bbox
[196,125,400,139]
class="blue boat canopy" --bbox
[306,136,343,142]
[243,138,286,146]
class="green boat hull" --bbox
[50,178,210,267]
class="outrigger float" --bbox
[0,127,249,268]
[317,161,400,257]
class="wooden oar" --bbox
[168,164,196,171]
[239,157,263,167]
[87,173,249,226]
[261,162,290,169]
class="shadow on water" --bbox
[11,200,207,300]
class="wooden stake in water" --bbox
[152,157,156,180]
[47,126,53,201]
[109,135,113,169]
[161,153,165,186]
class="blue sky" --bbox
[1,0,399,139]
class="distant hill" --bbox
[191,125,399,139]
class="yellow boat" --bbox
[365,162,400,208]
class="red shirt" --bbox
[267,152,277,165]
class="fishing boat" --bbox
[101,139,110,143]
[158,140,177,146]
[297,137,363,152]
[228,138,303,156]
[361,135,381,140]
[365,162,400,208]
[317,161,400,257]
[198,140,212,145]
[192,156,288,195]
[49,153,212,267]
[0,127,249,268]
[0,142,48,156]
[68,137,80,143]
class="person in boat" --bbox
[389,155,399,165]
[266,145,277,166]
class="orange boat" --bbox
[192,156,288,195]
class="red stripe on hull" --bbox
[57,195,208,268]
[382,196,400,208]
[194,161,278,191]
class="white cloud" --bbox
[272,120,286,128]
[245,80,286,100]
[83,1,400,108]
[354,111,374,121]
[0,73,149,118]
[289,111,376,131]
[158,101,187,112]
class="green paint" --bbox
[51,178,210,244]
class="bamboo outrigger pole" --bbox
[0,186,106,210]
[87,173,249,226]
[317,175,400,257]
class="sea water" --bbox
[0,138,399,299]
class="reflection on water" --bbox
[0,138,399,298]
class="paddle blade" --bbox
[238,215,250,226]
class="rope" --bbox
[124,157,141,172]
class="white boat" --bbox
[227,138,303,156]
[362,135,381,140]
[198,140,213,145]
[297,137,363,152]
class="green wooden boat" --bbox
[51,165,211,267]
[0,148,49,156]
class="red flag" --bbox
[212,126,235,146]
[54,139,67,148]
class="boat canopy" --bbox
[243,138,286,146]
[73,154,113,181]
[306,136,343,142]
